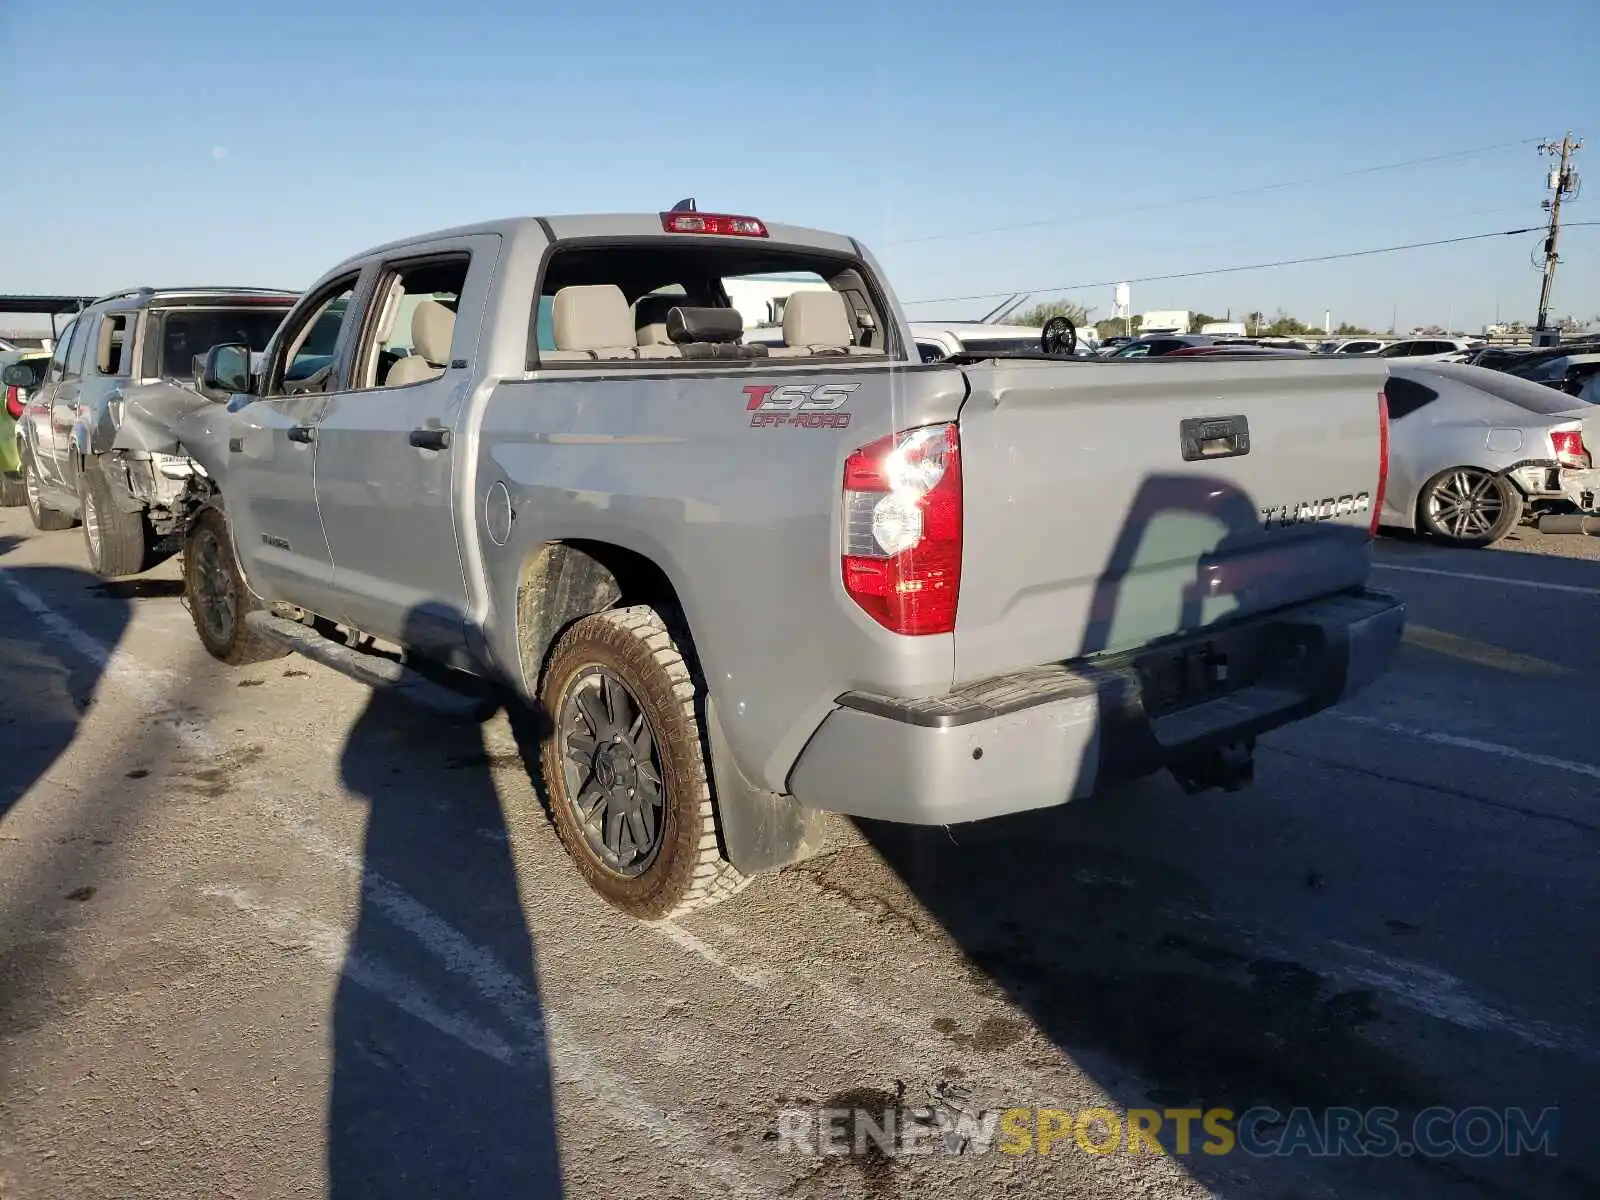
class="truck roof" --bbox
[332,213,863,276]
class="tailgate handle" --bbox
[1180,415,1250,461]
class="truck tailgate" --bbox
[952,357,1389,683]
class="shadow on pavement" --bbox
[0,562,131,824]
[327,606,564,1198]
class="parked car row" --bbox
[5,207,1414,922]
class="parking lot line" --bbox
[1331,712,1600,782]
[1372,561,1600,596]
[1401,624,1573,677]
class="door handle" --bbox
[287,425,317,444]
[409,428,451,451]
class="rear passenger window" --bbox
[355,254,471,390]
[1383,376,1437,419]
[528,241,891,367]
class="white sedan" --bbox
[1372,337,1477,362]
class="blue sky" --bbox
[3,0,1596,332]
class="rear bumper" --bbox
[1556,466,1600,514]
[787,588,1405,825]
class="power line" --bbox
[885,138,1540,246]
[901,222,1600,307]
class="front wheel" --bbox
[1417,466,1523,548]
[538,606,747,920]
[183,507,288,665]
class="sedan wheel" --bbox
[1418,466,1522,548]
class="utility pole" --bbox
[1534,133,1582,346]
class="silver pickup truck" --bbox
[173,209,1405,920]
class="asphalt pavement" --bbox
[0,509,1595,1200]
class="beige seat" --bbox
[386,299,456,386]
[633,293,682,347]
[540,284,681,362]
[768,289,876,357]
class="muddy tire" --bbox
[80,463,154,578]
[22,451,74,531]
[183,507,288,665]
[0,471,25,508]
[1417,466,1523,548]
[538,605,748,920]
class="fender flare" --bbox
[511,540,828,877]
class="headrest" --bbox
[633,294,683,346]
[411,299,456,365]
[553,284,635,351]
[666,306,744,345]
[782,289,855,349]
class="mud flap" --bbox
[705,698,832,876]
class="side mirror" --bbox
[2,361,42,391]
[199,342,253,403]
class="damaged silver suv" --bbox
[4,286,296,576]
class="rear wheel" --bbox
[1417,466,1522,548]
[538,605,747,920]
[183,507,288,665]
[22,450,74,531]
[80,463,154,578]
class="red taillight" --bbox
[1551,428,1590,468]
[658,212,768,237]
[841,423,962,636]
[4,386,22,421]
[1371,388,1389,538]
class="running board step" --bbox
[244,611,495,721]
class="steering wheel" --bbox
[1041,315,1078,357]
